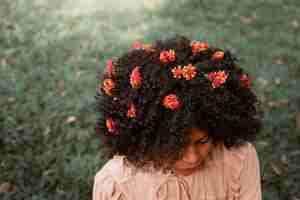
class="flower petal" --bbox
[162,94,181,110]
[130,66,142,89]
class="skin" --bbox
[172,127,215,176]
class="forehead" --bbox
[189,127,208,141]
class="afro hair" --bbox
[94,34,264,174]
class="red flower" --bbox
[132,41,155,53]
[127,102,137,118]
[171,65,183,79]
[159,49,176,63]
[168,50,176,62]
[162,94,181,110]
[207,71,228,88]
[132,41,143,49]
[130,66,142,89]
[102,78,115,95]
[106,117,118,135]
[182,64,197,80]
[239,74,251,88]
[211,51,224,61]
[106,59,115,76]
[190,41,209,55]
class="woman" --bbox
[93,35,263,200]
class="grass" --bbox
[0,0,299,199]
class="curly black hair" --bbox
[94,34,263,174]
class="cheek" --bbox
[196,143,213,157]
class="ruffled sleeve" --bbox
[92,169,127,200]
[239,143,262,200]
[226,142,262,200]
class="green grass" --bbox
[1,0,299,199]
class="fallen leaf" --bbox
[240,15,256,24]
[280,154,288,165]
[258,94,267,103]
[272,56,288,65]
[267,99,289,108]
[257,141,268,147]
[257,77,269,88]
[270,162,282,176]
[57,80,65,96]
[66,116,77,124]
[75,71,84,80]
[0,58,7,66]
[291,20,299,28]
[8,97,15,103]
[0,182,16,193]
[274,77,281,85]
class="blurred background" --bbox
[0,0,299,199]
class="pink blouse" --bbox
[92,142,262,200]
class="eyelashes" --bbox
[195,135,211,145]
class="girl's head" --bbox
[95,35,263,174]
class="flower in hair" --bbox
[190,41,209,55]
[127,102,137,118]
[239,74,251,88]
[207,70,228,88]
[132,41,143,49]
[106,59,115,77]
[159,49,176,63]
[211,51,224,61]
[182,64,197,80]
[130,66,142,89]
[102,78,115,96]
[162,94,181,110]
[132,41,155,53]
[171,65,183,79]
[106,117,118,135]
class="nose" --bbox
[182,145,200,164]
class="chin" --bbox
[175,160,203,170]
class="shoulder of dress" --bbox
[93,162,128,200]
[224,142,255,163]
[222,142,255,171]
[95,155,134,184]
[222,142,257,199]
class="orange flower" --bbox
[171,65,183,79]
[102,78,115,95]
[127,102,137,118]
[207,71,228,88]
[106,117,118,135]
[211,51,224,61]
[239,74,251,88]
[159,49,176,63]
[182,64,197,80]
[106,59,115,76]
[130,66,142,89]
[190,41,209,55]
[168,50,176,62]
[162,94,181,110]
